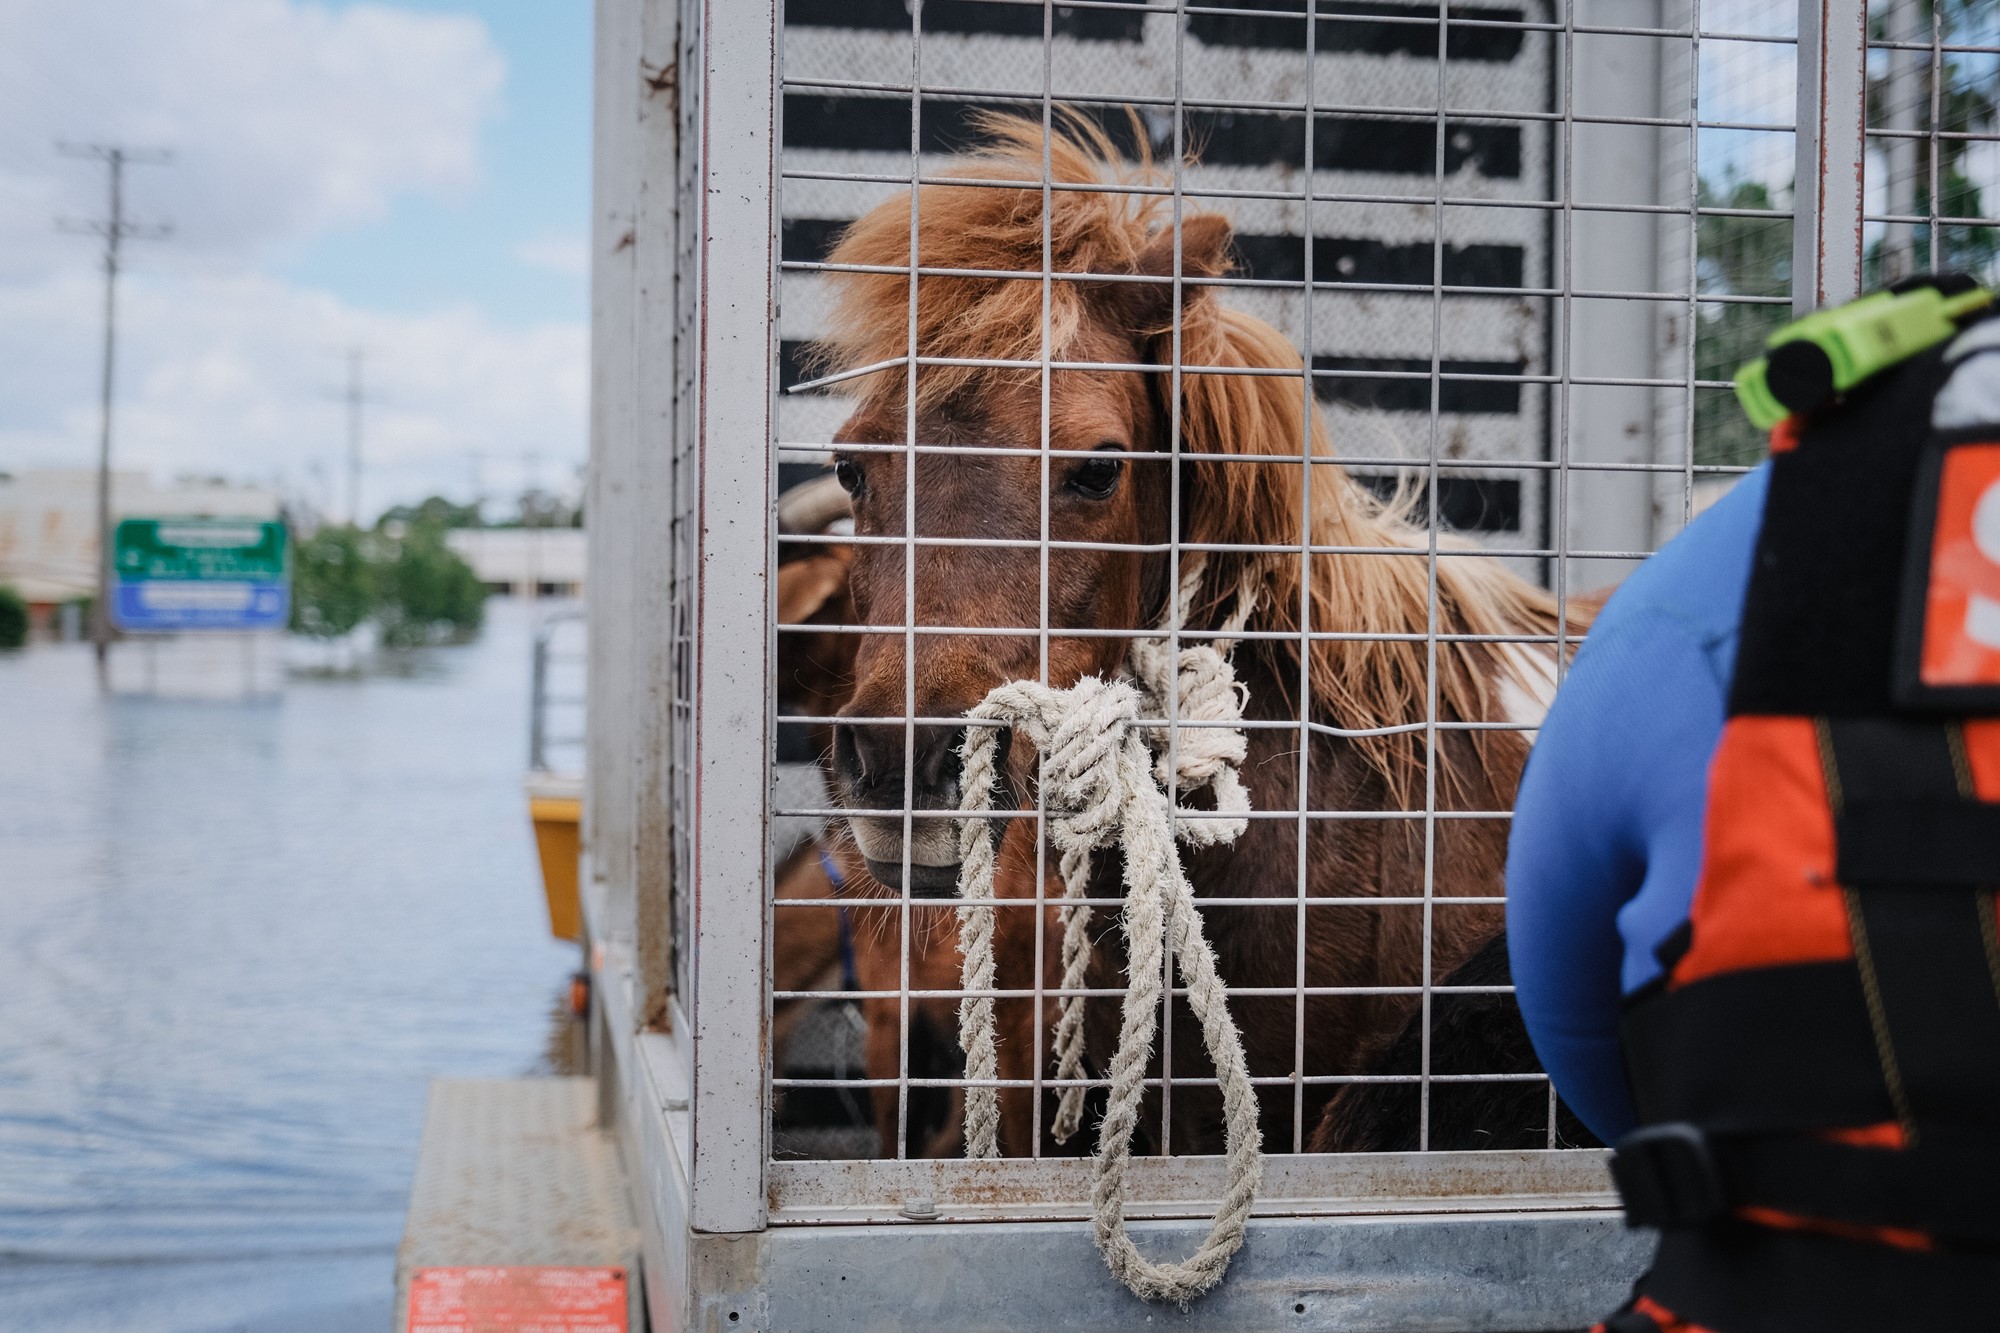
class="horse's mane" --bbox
[816,113,1578,799]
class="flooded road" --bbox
[0,601,580,1331]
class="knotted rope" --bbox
[953,560,1264,1305]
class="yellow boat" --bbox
[526,771,584,941]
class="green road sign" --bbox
[113,519,288,582]
[110,519,291,632]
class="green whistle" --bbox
[1734,283,1993,430]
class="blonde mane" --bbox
[816,113,1574,799]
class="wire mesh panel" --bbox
[1864,2,2000,290]
[760,0,1806,1199]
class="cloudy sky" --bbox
[0,0,589,524]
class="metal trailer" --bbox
[581,0,1995,1327]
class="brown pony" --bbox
[812,115,1581,1154]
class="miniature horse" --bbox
[814,115,1582,1154]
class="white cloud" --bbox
[513,235,589,278]
[0,0,506,278]
[0,2,583,520]
[0,267,585,520]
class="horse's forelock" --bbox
[811,113,1165,409]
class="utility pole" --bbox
[57,142,171,684]
[520,449,543,600]
[341,347,366,526]
[466,448,487,522]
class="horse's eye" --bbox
[834,459,864,496]
[1066,450,1123,501]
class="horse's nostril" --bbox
[831,723,862,786]
[839,719,913,800]
[912,725,966,796]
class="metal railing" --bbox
[529,607,586,775]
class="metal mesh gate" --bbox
[584,0,2000,1326]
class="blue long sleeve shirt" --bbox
[1505,464,1771,1144]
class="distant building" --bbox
[0,469,281,608]
[446,527,586,599]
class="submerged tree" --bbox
[371,524,487,648]
[289,525,376,639]
[288,519,485,646]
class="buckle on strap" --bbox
[1611,1123,1726,1229]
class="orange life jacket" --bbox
[1605,283,2000,1333]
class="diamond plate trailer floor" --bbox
[397,1077,643,1332]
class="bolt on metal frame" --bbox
[581,0,1987,1323]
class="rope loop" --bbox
[952,557,1265,1305]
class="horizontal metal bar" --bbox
[1869,39,2000,55]
[771,895,1511,908]
[1866,211,2000,228]
[780,440,1759,476]
[777,806,1518,821]
[772,533,1658,560]
[1863,127,2000,144]
[783,258,1796,309]
[772,1073,1549,1091]
[775,983,1522,1001]
[780,75,1794,135]
[797,0,1797,46]
[779,708,1546,727]
[779,167,1794,222]
[777,443,1756,480]
[788,349,1739,395]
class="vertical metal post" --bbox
[1879,0,1923,282]
[1560,0,1666,591]
[531,627,550,772]
[92,149,122,683]
[688,0,778,1234]
[587,0,644,956]
[632,0,683,1031]
[1794,0,1869,314]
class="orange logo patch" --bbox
[1920,442,2000,686]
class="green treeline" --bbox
[290,518,486,647]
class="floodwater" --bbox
[0,601,581,1332]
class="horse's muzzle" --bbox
[864,858,963,898]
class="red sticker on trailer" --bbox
[407,1266,627,1333]
[1919,443,2000,687]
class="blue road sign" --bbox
[110,519,291,632]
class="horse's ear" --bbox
[1116,213,1234,332]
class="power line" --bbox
[56,141,172,683]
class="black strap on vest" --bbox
[1645,1219,2000,1333]
[1614,1119,2000,1245]
[1729,347,1958,718]
[1623,963,1893,1132]
[1821,718,2000,1136]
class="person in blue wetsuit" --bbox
[1504,462,1770,1145]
